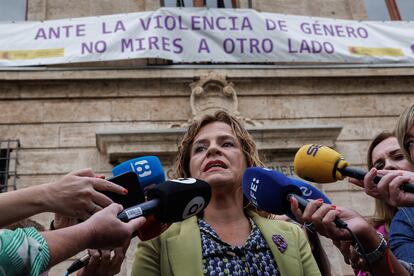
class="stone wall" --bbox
[252,0,367,19]
[27,0,368,22]
[1,0,411,275]
[1,66,413,275]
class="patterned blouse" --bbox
[198,217,279,276]
[0,227,50,276]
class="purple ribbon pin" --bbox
[272,234,288,253]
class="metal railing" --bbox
[0,139,20,193]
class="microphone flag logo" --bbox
[249,177,259,206]
[170,178,197,184]
[306,144,322,157]
[182,196,205,219]
[133,160,152,178]
[299,186,312,197]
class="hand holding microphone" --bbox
[67,177,211,274]
[241,167,406,276]
[242,167,346,229]
[294,144,414,196]
[363,168,414,207]
[110,156,169,240]
[66,156,168,275]
[45,168,129,221]
[289,196,367,240]
[288,197,412,276]
[117,178,211,223]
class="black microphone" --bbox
[66,178,211,274]
[118,178,211,223]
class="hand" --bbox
[333,240,367,271]
[83,203,146,249]
[388,173,414,207]
[347,177,364,188]
[364,168,414,207]
[290,198,371,241]
[77,246,128,276]
[43,169,127,220]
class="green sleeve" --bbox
[0,227,50,276]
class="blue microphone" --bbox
[242,167,346,228]
[112,156,165,189]
[104,156,165,209]
[108,156,165,212]
[242,167,301,215]
[68,157,166,275]
[289,177,331,204]
[111,156,168,241]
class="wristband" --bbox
[355,232,388,264]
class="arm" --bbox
[389,208,414,263]
[0,185,54,228]
[290,199,410,276]
[42,203,146,269]
[0,168,127,227]
[333,239,367,272]
[0,227,49,276]
[52,210,128,276]
[399,260,414,276]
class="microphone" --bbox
[286,177,332,222]
[111,156,167,241]
[112,156,165,189]
[242,167,347,228]
[289,177,331,204]
[117,178,211,223]
[294,144,414,193]
[101,156,165,209]
[67,178,211,274]
[68,156,167,274]
[103,171,145,209]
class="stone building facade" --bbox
[1,0,413,275]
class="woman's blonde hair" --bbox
[366,131,398,228]
[172,110,264,178]
[396,104,414,163]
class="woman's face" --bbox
[372,137,414,171]
[189,122,247,188]
[406,125,414,163]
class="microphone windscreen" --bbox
[242,167,301,215]
[288,177,331,204]
[112,156,165,188]
[146,178,211,223]
[294,144,348,183]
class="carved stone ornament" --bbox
[186,72,255,126]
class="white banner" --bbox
[1,8,414,66]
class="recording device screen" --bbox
[102,171,146,208]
